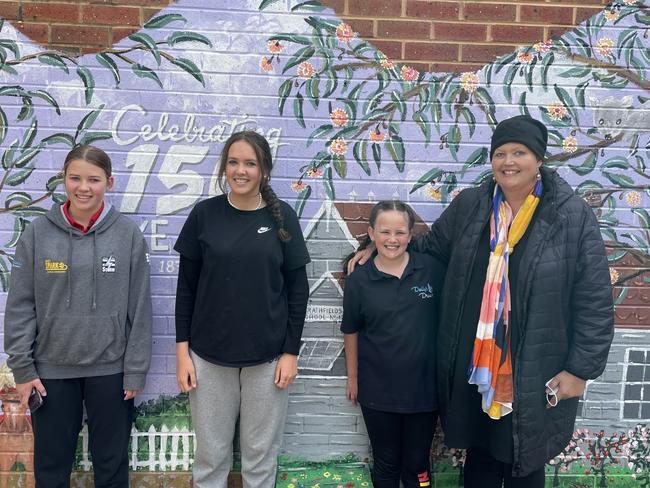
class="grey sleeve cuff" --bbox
[10,364,39,385]
[123,373,146,391]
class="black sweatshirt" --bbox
[174,195,310,367]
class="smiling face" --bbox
[225,140,264,199]
[491,142,542,198]
[64,158,113,220]
[368,210,412,262]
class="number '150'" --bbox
[119,144,221,216]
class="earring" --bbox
[536,172,541,181]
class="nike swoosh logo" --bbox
[257,226,271,234]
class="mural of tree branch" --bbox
[260,0,650,295]
[0,13,210,291]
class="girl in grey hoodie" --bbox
[4,145,152,488]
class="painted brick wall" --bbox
[0,0,647,486]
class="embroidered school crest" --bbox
[101,255,116,273]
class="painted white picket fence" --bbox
[77,424,195,471]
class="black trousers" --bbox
[31,373,133,488]
[361,405,437,488]
[464,447,546,488]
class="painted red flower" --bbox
[329,138,348,156]
[330,107,349,127]
[291,181,307,192]
[546,102,567,120]
[369,129,386,142]
[267,40,285,53]
[400,65,418,81]
[297,61,315,79]
[260,56,273,72]
[516,52,534,63]
[336,23,355,42]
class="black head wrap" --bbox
[490,115,548,161]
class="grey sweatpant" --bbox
[189,351,289,488]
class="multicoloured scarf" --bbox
[467,179,542,419]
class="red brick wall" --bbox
[0,1,610,67]
[0,1,172,54]
[322,0,610,71]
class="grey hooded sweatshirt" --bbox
[4,203,152,390]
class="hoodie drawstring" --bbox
[92,231,97,310]
[66,229,97,310]
[66,229,73,308]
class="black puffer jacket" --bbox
[413,166,614,477]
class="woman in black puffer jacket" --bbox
[351,115,614,487]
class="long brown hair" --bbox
[217,131,290,242]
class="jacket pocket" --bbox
[34,314,126,366]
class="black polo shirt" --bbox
[174,195,310,367]
[341,251,445,413]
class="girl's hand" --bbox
[346,377,358,406]
[274,353,298,389]
[124,389,139,401]
[16,378,47,408]
[545,370,586,408]
[176,349,197,393]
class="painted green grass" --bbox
[275,462,372,488]
[273,458,649,488]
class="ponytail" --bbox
[342,233,371,276]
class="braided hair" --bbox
[342,200,416,274]
[217,130,291,243]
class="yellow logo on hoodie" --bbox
[44,259,68,273]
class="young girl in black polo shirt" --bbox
[174,131,310,488]
[341,200,444,488]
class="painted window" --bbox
[622,348,650,419]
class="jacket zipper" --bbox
[511,200,564,476]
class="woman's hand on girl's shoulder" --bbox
[274,353,298,389]
[347,244,375,275]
